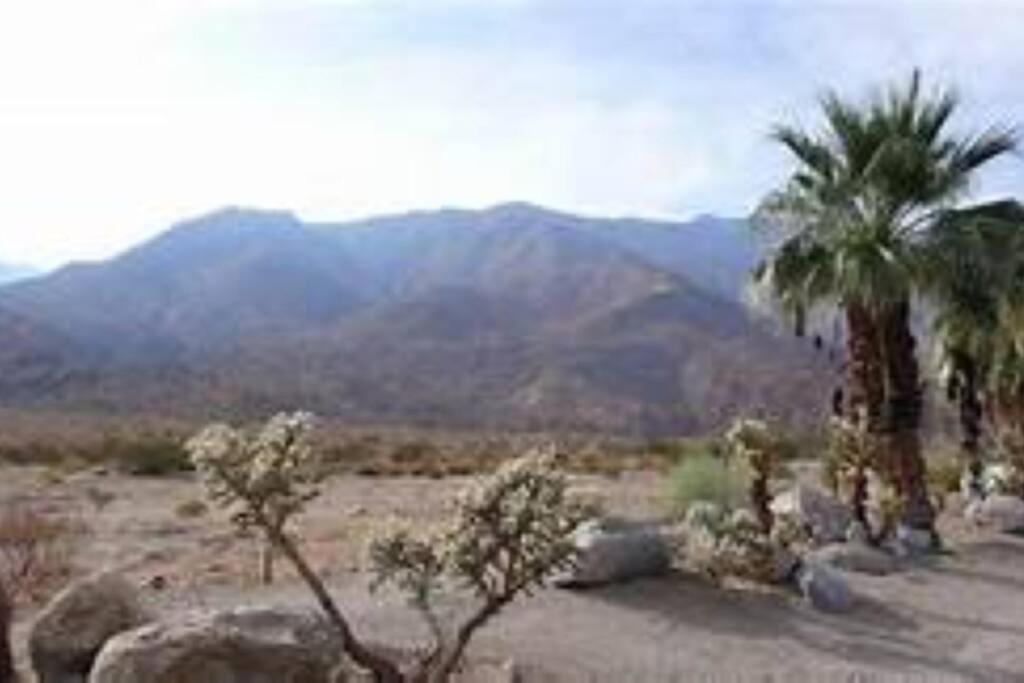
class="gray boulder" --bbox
[30,572,151,683]
[966,495,1024,533]
[89,607,339,683]
[771,484,852,544]
[892,524,935,557]
[807,542,897,576]
[554,517,671,588]
[797,561,854,613]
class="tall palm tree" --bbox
[925,201,1024,497]
[756,72,1016,539]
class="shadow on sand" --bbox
[578,562,1023,681]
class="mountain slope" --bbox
[0,262,40,285]
[0,204,826,434]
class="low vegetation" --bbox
[186,412,595,682]
[0,504,78,604]
[666,451,748,516]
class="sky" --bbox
[1,0,1022,268]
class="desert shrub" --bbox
[107,434,193,476]
[680,503,806,584]
[187,413,594,682]
[724,418,785,533]
[389,440,438,466]
[825,414,879,534]
[174,499,208,519]
[666,452,747,517]
[0,505,79,603]
[0,582,12,683]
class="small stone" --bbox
[771,484,852,544]
[807,542,897,576]
[798,561,854,613]
[970,495,1024,533]
[895,525,934,554]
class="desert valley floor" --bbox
[5,465,1024,682]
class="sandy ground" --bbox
[5,465,1024,682]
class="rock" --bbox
[895,524,934,554]
[770,484,852,544]
[89,607,340,683]
[844,521,870,545]
[968,495,1024,533]
[553,517,671,588]
[30,572,151,683]
[797,561,854,613]
[807,542,897,576]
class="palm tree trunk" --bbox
[845,303,886,432]
[844,302,885,532]
[952,349,984,498]
[881,300,936,536]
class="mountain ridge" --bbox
[0,204,828,435]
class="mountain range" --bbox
[0,262,39,285]
[0,203,829,435]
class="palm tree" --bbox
[756,71,1016,539]
[925,201,1024,497]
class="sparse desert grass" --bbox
[0,410,684,480]
[0,504,82,604]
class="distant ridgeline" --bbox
[0,262,39,285]
[0,204,832,436]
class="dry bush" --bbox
[0,582,12,683]
[174,499,208,520]
[0,504,79,603]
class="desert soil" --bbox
[4,464,1024,682]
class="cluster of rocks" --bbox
[965,494,1024,533]
[557,482,946,614]
[26,571,522,683]
[28,572,345,683]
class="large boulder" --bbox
[553,517,671,588]
[807,542,898,576]
[966,494,1024,533]
[770,484,852,544]
[30,572,151,683]
[89,607,340,683]
[797,561,854,613]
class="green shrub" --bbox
[666,452,747,517]
[107,435,193,477]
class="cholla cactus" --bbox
[187,412,320,583]
[827,412,877,534]
[724,418,779,533]
[187,413,407,682]
[683,508,779,583]
[369,447,596,682]
[188,419,592,683]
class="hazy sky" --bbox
[2,0,1022,267]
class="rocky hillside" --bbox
[0,204,829,434]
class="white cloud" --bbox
[0,0,1021,266]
